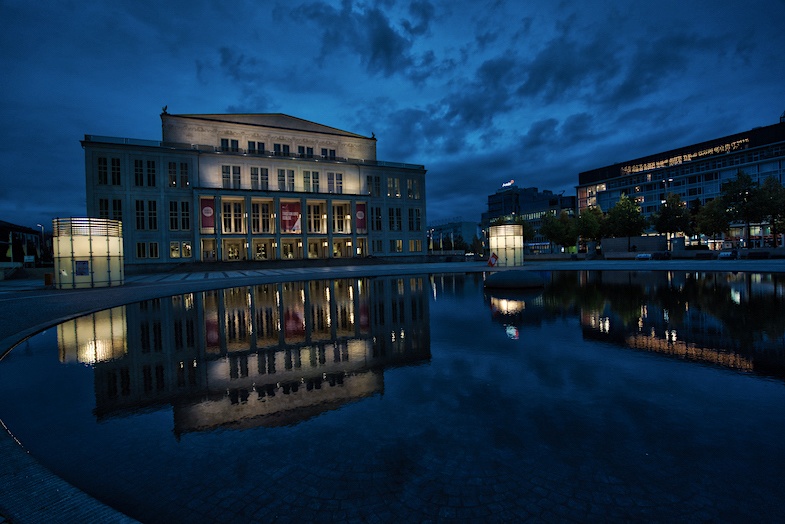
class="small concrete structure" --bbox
[53,218,124,289]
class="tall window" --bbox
[408,208,421,231]
[409,239,423,252]
[180,163,189,188]
[180,202,190,230]
[222,166,241,189]
[251,167,260,190]
[367,175,381,196]
[99,198,109,219]
[135,160,144,186]
[147,200,157,230]
[146,161,156,187]
[387,177,401,197]
[307,204,325,233]
[278,169,294,191]
[111,158,121,185]
[169,201,179,230]
[222,201,244,233]
[135,200,145,230]
[248,141,264,154]
[327,172,342,194]
[332,203,350,233]
[407,179,421,199]
[112,199,122,221]
[260,167,269,190]
[251,202,273,233]
[304,170,320,192]
[371,206,383,231]
[98,157,108,185]
[169,162,177,187]
[388,207,402,231]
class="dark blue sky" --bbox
[2,0,783,230]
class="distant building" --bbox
[577,117,785,246]
[427,220,480,252]
[481,183,577,253]
[0,220,46,268]
[82,112,427,267]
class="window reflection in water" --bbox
[55,277,430,432]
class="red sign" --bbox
[356,203,367,232]
[200,198,215,229]
[280,202,302,233]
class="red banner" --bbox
[356,203,367,232]
[280,201,302,233]
[200,198,215,229]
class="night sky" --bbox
[2,0,784,231]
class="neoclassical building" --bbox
[83,112,427,266]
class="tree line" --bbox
[516,170,785,251]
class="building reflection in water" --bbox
[546,270,785,379]
[56,276,430,434]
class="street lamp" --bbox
[36,223,44,264]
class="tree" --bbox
[721,170,761,247]
[605,194,646,246]
[540,210,577,251]
[653,193,692,241]
[754,176,785,247]
[696,198,729,243]
[577,206,604,243]
[509,215,536,250]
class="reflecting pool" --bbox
[1,271,784,522]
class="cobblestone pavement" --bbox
[0,259,783,523]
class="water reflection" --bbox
[55,276,430,433]
[538,271,785,379]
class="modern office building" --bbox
[480,183,577,253]
[577,116,785,242]
[82,112,427,267]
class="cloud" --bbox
[402,0,436,36]
[293,1,414,77]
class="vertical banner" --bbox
[356,203,367,232]
[200,197,215,230]
[280,201,302,233]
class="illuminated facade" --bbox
[577,118,785,243]
[83,112,427,266]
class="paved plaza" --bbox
[1,258,783,523]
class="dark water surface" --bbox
[1,271,784,522]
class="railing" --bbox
[53,218,123,238]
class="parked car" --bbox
[717,249,738,259]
